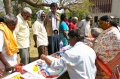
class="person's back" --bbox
[40,29,96,79]
[65,42,96,79]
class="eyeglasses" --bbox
[24,13,31,18]
[41,16,45,17]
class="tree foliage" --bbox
[65,0,93,20]
[2,0,92,21]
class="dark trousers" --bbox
[37,45,48,58]
[48,33,59,55]
[19,48,29,65]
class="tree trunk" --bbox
[17,0,23,14]
[3,0,13,14]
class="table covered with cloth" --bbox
[2,56,67,79]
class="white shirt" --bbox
[32,20,48,47]
[78,19,91,37]
[52,13,57,30]
[50,42,96,79]
[14,14,30,48]
[0,31,17,66]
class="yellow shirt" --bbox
[14,14,30,48]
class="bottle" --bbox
[59,41,63,52]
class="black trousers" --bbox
[48,33,59,55]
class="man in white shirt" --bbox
[14,7,32,65]
[40,29,97,79]
[32,10,48,58]
[78,15,92,37]
[0,14,18,76]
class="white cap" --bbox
[72,17,78,20]
[23,7,32,14]
[86,15,92,19]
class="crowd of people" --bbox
[0,2,120,79]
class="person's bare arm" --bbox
[40,54,52,66]
[0,52,11,71]
[0,68,5,77]
[33,34,37,48]
[62,30,69,40]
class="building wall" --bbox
[112,0,120,17]
[92,0,120,18]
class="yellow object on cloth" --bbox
[0,22,18,56]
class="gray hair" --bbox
[86,15,92,19]
[4,14,17,23]
[72,17,78,20]
[23,7,32,14]
[91,27,102,38]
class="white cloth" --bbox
[14,14,30,48]
[52,13,57,30]
[32,20,48,47]
[0,31,17,66]
[50,42,96,79]
[36,10,45,21]
[117,26,120,32]
[78,19,91,37]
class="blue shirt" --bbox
[59,21,69,46]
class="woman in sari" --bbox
[59,13,69,46]
[93,15,120,79]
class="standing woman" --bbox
[94,15,120,79]
[59,13,69,46]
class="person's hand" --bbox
[5,64,11,71]
[40,54,52,66]
[34,44,37,48]
[86,42,93,47]
[14,63,24,73]
[55,15,60,21]
[40,54,46,60]
[0,69,5,77]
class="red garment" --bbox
[68,22,77,30]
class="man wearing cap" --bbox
[78,15,92,37]
[14,7,32,65]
